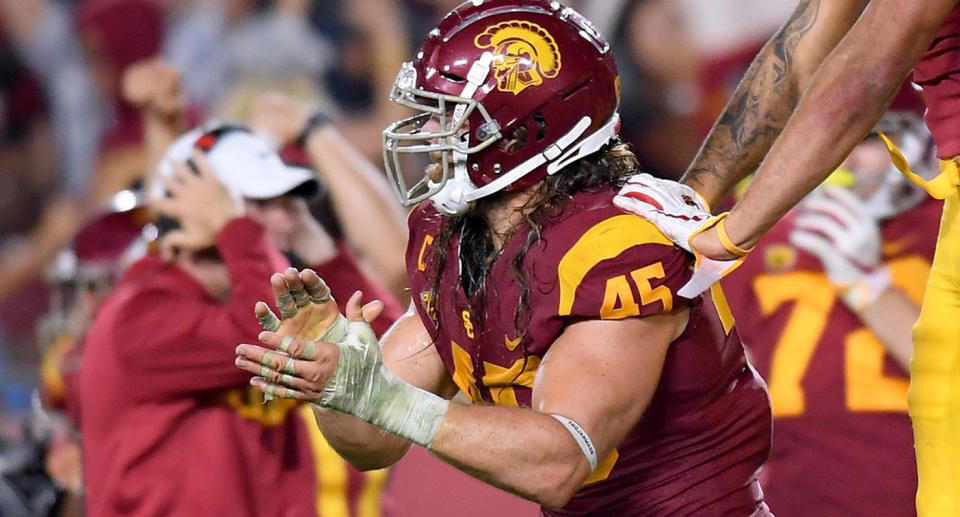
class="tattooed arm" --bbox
[683,0,868,207]
[693,0,956,258]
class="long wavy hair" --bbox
[427,140,642,357]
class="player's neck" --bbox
[481,185,541,251]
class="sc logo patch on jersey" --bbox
[474,20,561,95]
[420,290,438,325]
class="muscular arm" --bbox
[238,276,685,506]
[856,288,918,370]
[683,0,867,207]
[428,310,686,508]
[722,0,957,250]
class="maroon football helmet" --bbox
[383,0,621,215]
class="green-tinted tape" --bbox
[260,350,275,366]
[306,279,331,303]
[277,292,297,319]
[257,308,281,332]
[292,288,310,308]
[279,336,294,353]
[282,357,296,375]
[302,340,316,360]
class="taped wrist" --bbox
[551,414,598,472]
[321,321,449,447]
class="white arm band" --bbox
[551,414,598,472]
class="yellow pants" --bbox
[911,190,960,516]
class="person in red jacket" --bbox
[80,126,398,517]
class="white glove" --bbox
[614,173,711,253]
[615,173,745,298]
[789,186,890,310]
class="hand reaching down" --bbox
[614,173,747,297]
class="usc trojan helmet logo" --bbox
[474,20,562,95]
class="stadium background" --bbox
[0,1,794,515]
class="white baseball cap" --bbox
[155,125,317,200]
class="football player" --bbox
[612,1,960,512]
[235,1,774,515]
[621,0,960,510]
[723,94,940,516]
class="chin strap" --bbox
[429,114,620,216]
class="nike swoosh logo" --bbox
[505,335,521,351]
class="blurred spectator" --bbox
[165,0,333,116]
[0,0,164,316]
[581,0,701,179]
[249,91,409,303]
[37,198,151,517]
[165,0,409,165]
[313,0,411,163]
[81,125,397,516]
[126,54,409,304]
[721,91,936,516]
[0,33,53,238]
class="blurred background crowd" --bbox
[2,0,927,516]
[0,0,791,409]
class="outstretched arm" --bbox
[426,310,684,508]
[718,0,956,253]
[235,269,685,508]
[683,0,868,207]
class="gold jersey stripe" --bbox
[558,215,672,316]
[298,405,349,517]
[709,284,735,335]
[356,467,388,517]
[583,449,619,485]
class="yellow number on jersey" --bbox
[754,262,922,417]
[754,272,835,417]
[450,341,482,402]
[630,262,672,311]
[600,262,673,319]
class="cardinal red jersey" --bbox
[722,197,942,517]
[915,5,960,158]
[405,185,772,516]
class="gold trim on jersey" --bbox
[451,341,483,402]
[710,284,735,335]
[482,356,541,406]
[558,215,672,316]
[221,386,298,426]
